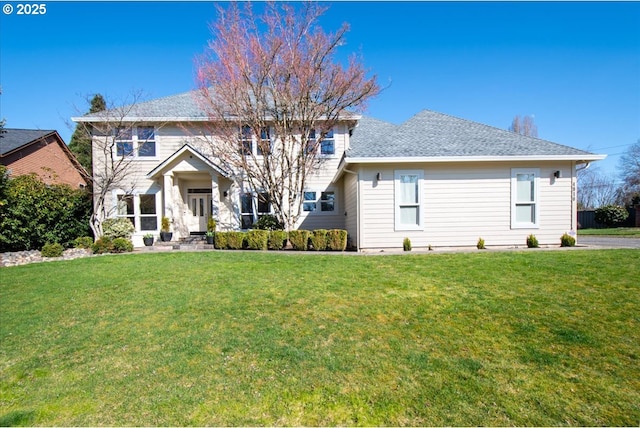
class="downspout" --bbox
[343,168,361,252]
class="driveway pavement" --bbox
[578,236,640,249]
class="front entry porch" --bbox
[146,144,231,241]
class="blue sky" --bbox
[1,1,638,179]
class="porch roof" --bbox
[147,144,230,179]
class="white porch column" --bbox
[210,173,220,220]
[163,172,174,219]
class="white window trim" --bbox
[394,170,424,231]
[511,168,540,229]
[112,189,160,233]
[239,126,272,158]
[302,187,339,216]
[114,125,157,160]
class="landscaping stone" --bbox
[1,248,92,267]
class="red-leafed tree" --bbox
[195,1,379,230]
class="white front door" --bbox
[187,193,211,233]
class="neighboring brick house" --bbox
[0,128,89,188]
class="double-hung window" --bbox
[257,128,271,156]
[511,168,539,228]
[115,126,155,158]
[239,126,271,156]
[395,170,424,230]
[306,128,335,155]
[239,126,253,156]
[137,126,156,157]
[115,128,134,157]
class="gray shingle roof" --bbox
[0,129,56,156]
[348,109,597,159]
[75,90,360,122]
[76,91,209,122]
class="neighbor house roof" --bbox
[347,109,605,163]
[1,129,57,156]
[73,90,361,123]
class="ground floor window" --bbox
[303,188,338,214]
[114,191,159,232]
[394,170,424,231]
[240,192,272,229]
[511,168,540,228]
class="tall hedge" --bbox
[0,168,91,251]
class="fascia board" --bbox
[344,154,607,164]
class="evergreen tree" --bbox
[69,94,106,177]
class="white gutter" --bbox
[345,154,607,164]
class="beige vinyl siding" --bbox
[357,162,577,249]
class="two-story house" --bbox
[74,91,605,250]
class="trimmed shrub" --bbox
[214,231,229,250]
[41,242,64,258]
[73,236,94,249]
[560,233,576,247]
[310,229,328,251]
[477,237,486,250]
[253,214,284,231]
[594,205,629,227]
[403,237,412,251]
[326,229,348,251]
[91,237,114,254]
[102,217,135,239]
[526,234,539,248]
[289,230,311,251]
[111,238,134,253]
[226,232,246,250]
[268,230,288,251]
[246,230,268,250]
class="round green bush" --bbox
[594,205,629,227]
[41,242,64,258]
[560,233,576,247]
[526,234,539,248]
[73,236,94,249]
[102,218,135,239]
[111,238,134,253]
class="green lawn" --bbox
[1,250,639,426]
[578,227,640,237]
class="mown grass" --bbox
[1,250,639,426]
[578,227,640,237]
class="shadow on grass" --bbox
[0,410,36,427]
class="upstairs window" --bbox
[115,126,156,158]
[306,128,335,155]
[257,128,271,156]
[239,126,271,156]
[320,129,335,155]
[137,126,156,157]
[115,128,134,157]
